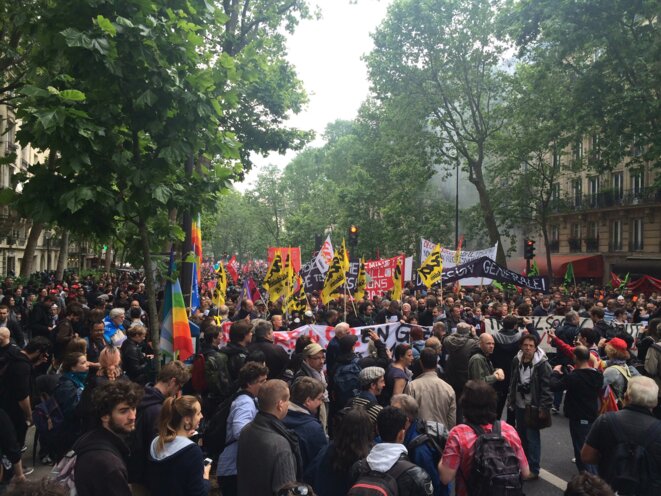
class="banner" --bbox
[421,239,498,286]
[442,256,549,292]
[272,322,433,355]
[484,316,644,354]
[364,255,406,299]
[267,247,301,274]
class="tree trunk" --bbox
[104,243,112,272]
[19,222,43,278]
[470,164,506,266]
[139,216,161,372]
[542,225,554,282]
[55,230,69,281]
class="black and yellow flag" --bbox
[321,250,346,304]
[353,258,367,301]
[285,274,306,314]
[213,262,227,307]
[391,258,403,301]
[264,251,288,303]
[418,243,443,288]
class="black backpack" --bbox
[348,458,416,496]
[407,419,448,463]
[332,358,361,409]
[605,414,661,496]
[202,390,251,459]
[464,421,523,496]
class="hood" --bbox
[493,329,523,345]
[283,406,320,430]
[443,333,474,351]
[516,347,547,367]
[140,384,165,410]
[149,435,194,462]
[366,443,408,472]
[574,368,604,389]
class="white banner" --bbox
[272,322,433,356]
[420,239,498,286]
[483,316,643,354]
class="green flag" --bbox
[564,262,574,286]
[528,260,539,277]
[491,280,504,290]
[619,272,630,291]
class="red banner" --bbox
[365,255,406,299]
[267,247,301,274]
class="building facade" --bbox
[544,135,660,283]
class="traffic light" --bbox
[524,239,536,260]
[348,225,359,247]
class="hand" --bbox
[494,369,505,381]
[203,463,211,480]
[553,364,563,373]
[548,329,556,339]
[368,330,380,342]
[598,338,607,348]
[523,318,532,325]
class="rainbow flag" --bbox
[192,214,202,283]
[160,277,194,362]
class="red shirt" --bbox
[441,422,528,496]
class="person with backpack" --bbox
[127,360,190,492]
[603,337,640,404]
[191,326,223,415]
[69,380,144,496]
[214,320,252,402]
[391,394,448,496]
[216,362,269,496]
[582,376,661,496]
[331,334,362,411]
[439,380,529,496]
[348,406,433,496]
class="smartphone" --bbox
[361,328,370,338]
[204,458,212,466]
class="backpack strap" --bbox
[387,457,417,481]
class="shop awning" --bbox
[507,254,603,279]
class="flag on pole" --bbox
[191,215,202,283]
[160,276,194,362]
[563,262,574,286]
[213,262,227,307]
[610,272,621,288]
[353,258,367,301]
[418,244,443,288]
[263,250,287,303]
[391,257,403,302]
[453,236,464,294]
[285,274,306,314]
[190,259,200,312]
[321,249,347,304]
[338,239,350,274]
[619,273,630,292]
[528,260,539,277]
[227,255,239,284]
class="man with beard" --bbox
[73,380,144,496]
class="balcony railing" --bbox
[549,240,560,253]
[550,187,660,213]
[585,238,599,252]
[568,238,582,252]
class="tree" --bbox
[366,0,510,264]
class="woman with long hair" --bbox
[309,407,373,496]
[147,395,210,496]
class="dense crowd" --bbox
[0,271,660,496]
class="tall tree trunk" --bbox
[139,216,161,372]
[104,244,112,272]
[19,222,43,278]
[470,164,506,266]
[55,230,69,281]
[542,225,554,281]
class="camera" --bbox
[517,383,531,395]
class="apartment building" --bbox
[543,135,660,284]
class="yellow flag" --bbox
[418,243,443,288]
[338,239,350,274]
[391,258,403,301]
[285,274,306,314]
[353,258,366,301]
[213,262,227,307]
[321,251,346,304]
[264,251,288,303]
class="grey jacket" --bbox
[507,350,553,410]
[442,332,478,390]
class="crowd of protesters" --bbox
[0,268,660,496]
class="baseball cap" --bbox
[303,343,324,357]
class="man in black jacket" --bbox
[74,380,143,496]
[127,360,190,488]
[550,346,603,474]
[351,406,433,496]
[248,320,289,380]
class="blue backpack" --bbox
[332,358,361,408]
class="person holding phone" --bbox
[147,395,210,496]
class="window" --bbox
[551,183,560,202]
[588,176,599,207]
[574,138,583,162]
[632,134,642,157]
[612,172,624,201]
[591,134,600,161]
[571,223,581,239]
[572,179,582,207]
[5,120,16,152]
[552,147,560,170]
[586,221,599,252]
[610,220,622,251]
[588,221,598,239]
[551,225,560,242]
[631,171,644,197]
[631,219,643,251]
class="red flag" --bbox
[610,272,621,288]
[227,256,239,284]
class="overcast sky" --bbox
[239,0,393,190]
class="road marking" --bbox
[539,468,568,491]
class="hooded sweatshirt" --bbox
[147,436,210,496]
[283,402,328,469]
[366,443,409,472]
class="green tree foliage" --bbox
[365,0,510,265]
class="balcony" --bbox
[550,187,660,214]
[585,238,599,252]
[568,238,582,252]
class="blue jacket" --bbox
[148,436,210,496]
[283,404,328,470]
[404,421,447,496]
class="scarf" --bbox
[301,361,329,402]
[257,412,303,479]
[65,371,88,389]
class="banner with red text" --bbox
[267,247,301,274]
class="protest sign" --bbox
[365,255,406,299]
[442,257,549,291]
[420,239,498,285]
